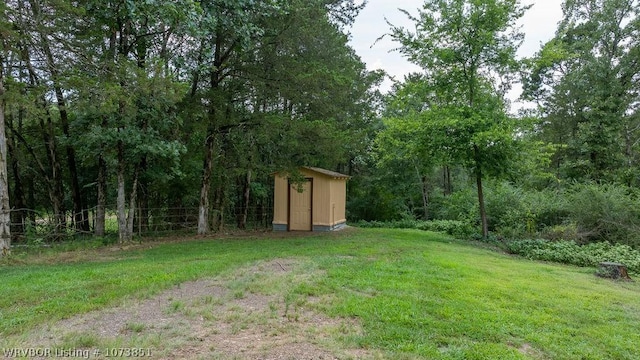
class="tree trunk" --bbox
[116,141,128,243]
[95,155,106,237]
[211,179,225,232]
[41,110,66,239]
[7,131,26,239]
[198,128,215,235]
[474,146,488,239]
[476,171,488,239]
[197,31,227,235]
[0,64,11,256]
[137,156,149,233]
[58,91,87,232]
[237,169,251,229]
[126,164,140,239]
[597,262,631,280]
[415,166,428,220]
[38,25,88,233]
[443,165,452,195]
[6,110,26,239]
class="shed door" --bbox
[289,180,312,231]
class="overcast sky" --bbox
[347,0,564,108]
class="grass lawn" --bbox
[2,228,639,359]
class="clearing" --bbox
[2,228,640,359]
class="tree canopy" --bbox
[2,0,640,254]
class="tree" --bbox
[26,0,89,232]
[192,0,371,234]
[62,0,193,242]
[0,33,10,256]
[0,0,378,241]
[523,0,640,184]
[190,0,283,235]
[389,0,529,238]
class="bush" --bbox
[352,177,640,247]
[351,219,475,238]
[430,181,572,240]
[505,238,640,274]
[565,183,640,246]
[485,182,526,232]
[429,188,478,224]
[460,181,640,246]
[540,223,579,242]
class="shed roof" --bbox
[302,166,351,180]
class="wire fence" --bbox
[8,206,274,243]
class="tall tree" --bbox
[523,0,640,184]
[193,0,369,234]
[0,0,378,241]
[26,0,90,232]
[389,0,529,238]
[193,0,277,235]
[64,0,192,242]
[0,0,13,254]
[4,0,69,238]
[0,35,10,256]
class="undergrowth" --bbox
[353,220,640,274]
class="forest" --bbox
[0,0,639,257]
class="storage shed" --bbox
[272,167,350,231]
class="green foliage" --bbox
[3,0,378,242]
[386,0,531,237]
[429,181,640,247]
[347,179,410,221]
[352,219,475,238]
[505,238,640,274]
[565,183,640,245]
[540,223,579,242]
[523,0,640,182]
[429,187,478,224]
[356,177,640,249]
[479,182,640,245]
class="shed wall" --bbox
[272,174,289,228]
[311,175,331,226]
[330,179,347,226]
[273,167,349,231]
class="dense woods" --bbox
[0,0,381,250]
[0,0,639,255]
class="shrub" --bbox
[351,219,474,238]
[354,179,640,247]
[485,182,526,232]
[429,188,478,224]
[505,238,640,274]
[464,181,640,246]
[540,223,579,242]
[565,183,640,246]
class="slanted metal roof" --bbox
[302,166,351,179]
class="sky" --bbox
[347,0,565,109]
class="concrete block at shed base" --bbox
[312,221,347,232]
[272,223,288,231]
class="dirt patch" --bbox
[16,258,374,359]
[517,343,548,359]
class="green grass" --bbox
[2,228,640,359]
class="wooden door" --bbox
[289,180,312,231]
